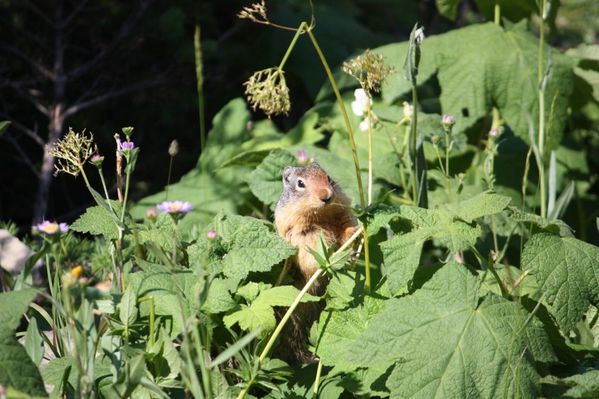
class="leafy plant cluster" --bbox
[1,1,599,398]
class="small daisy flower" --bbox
[157,201,193,214]
[351,88,371,117]
[33,221,69,235]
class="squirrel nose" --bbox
[318,188,333,204]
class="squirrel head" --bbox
[279,162,336,210]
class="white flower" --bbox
[359,115,376,132]
[351,88,371,117]
[402,101,413,119]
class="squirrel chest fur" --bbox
[274,163,358,292]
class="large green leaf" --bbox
[0,289,46,396]
[248,150,296,210]
[522,233,599,332]
[224,285,318,335]
[344,265,548,398]
[71,203,120,240]
[379,193,510,295]
[378,22,574,150]
[214,214,296,280]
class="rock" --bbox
[0,229,33,275]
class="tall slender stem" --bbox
[367,105,373,205]
[410,86,419,203]
[278,22,307,71]
[194,25,206,153]
[494,2,501,25]
[305,28,365,209]
[305,27,370,290]
[537,0,547,218]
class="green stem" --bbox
[537,0,547,218]
[410,86,419,203]
[471,245,508,298]
[313,359,323,394]
[139,296,156,347]
[494,2,501,25]
[305,28,365,209]
[238,228,364,399]
[278,22,307,70]
[194,25,206,153]
[367,105,373,205]
[305,26,370,290]
[120,168,132,223]
[444,132,450,177]
[166,155,174,201]
[97,168,114,212]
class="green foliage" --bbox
[324,266,550,398]
[0,289,46,396]
[248,150,296,209]
[5,6,599,398]
[379,22,574,151]
[71,203,122,240]
[522,233,599,332]
[188,214,296,280]
[224,284,319,335]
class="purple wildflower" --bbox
[146,208,157,218]
[489,128,499,138]
[156,201,193,214]
[119,141,135,152]
[33,220,69,235]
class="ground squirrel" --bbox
[274,162,358,363]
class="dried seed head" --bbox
[342,49,395,93]
[243,67,291,117]
[48,128,95,176]
[168,139,179,157]
[238,1,268,23]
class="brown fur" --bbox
[274,163,358,363]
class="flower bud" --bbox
[90,153,104,167]
[168,140,179,157]
[442,114,456,129]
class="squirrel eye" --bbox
[296,179,305,189]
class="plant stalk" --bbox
[194,25,206,153]
[305,26,370,290]
[237,227,363,399]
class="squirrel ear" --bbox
[283,166,294,184]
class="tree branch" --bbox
[60,0,91,29]
[0,80,50,116]
[67,0,153,80]
[63,78,163,117]
[0,45,54,80]
[2,135,41,178]
[0,113,45,147]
